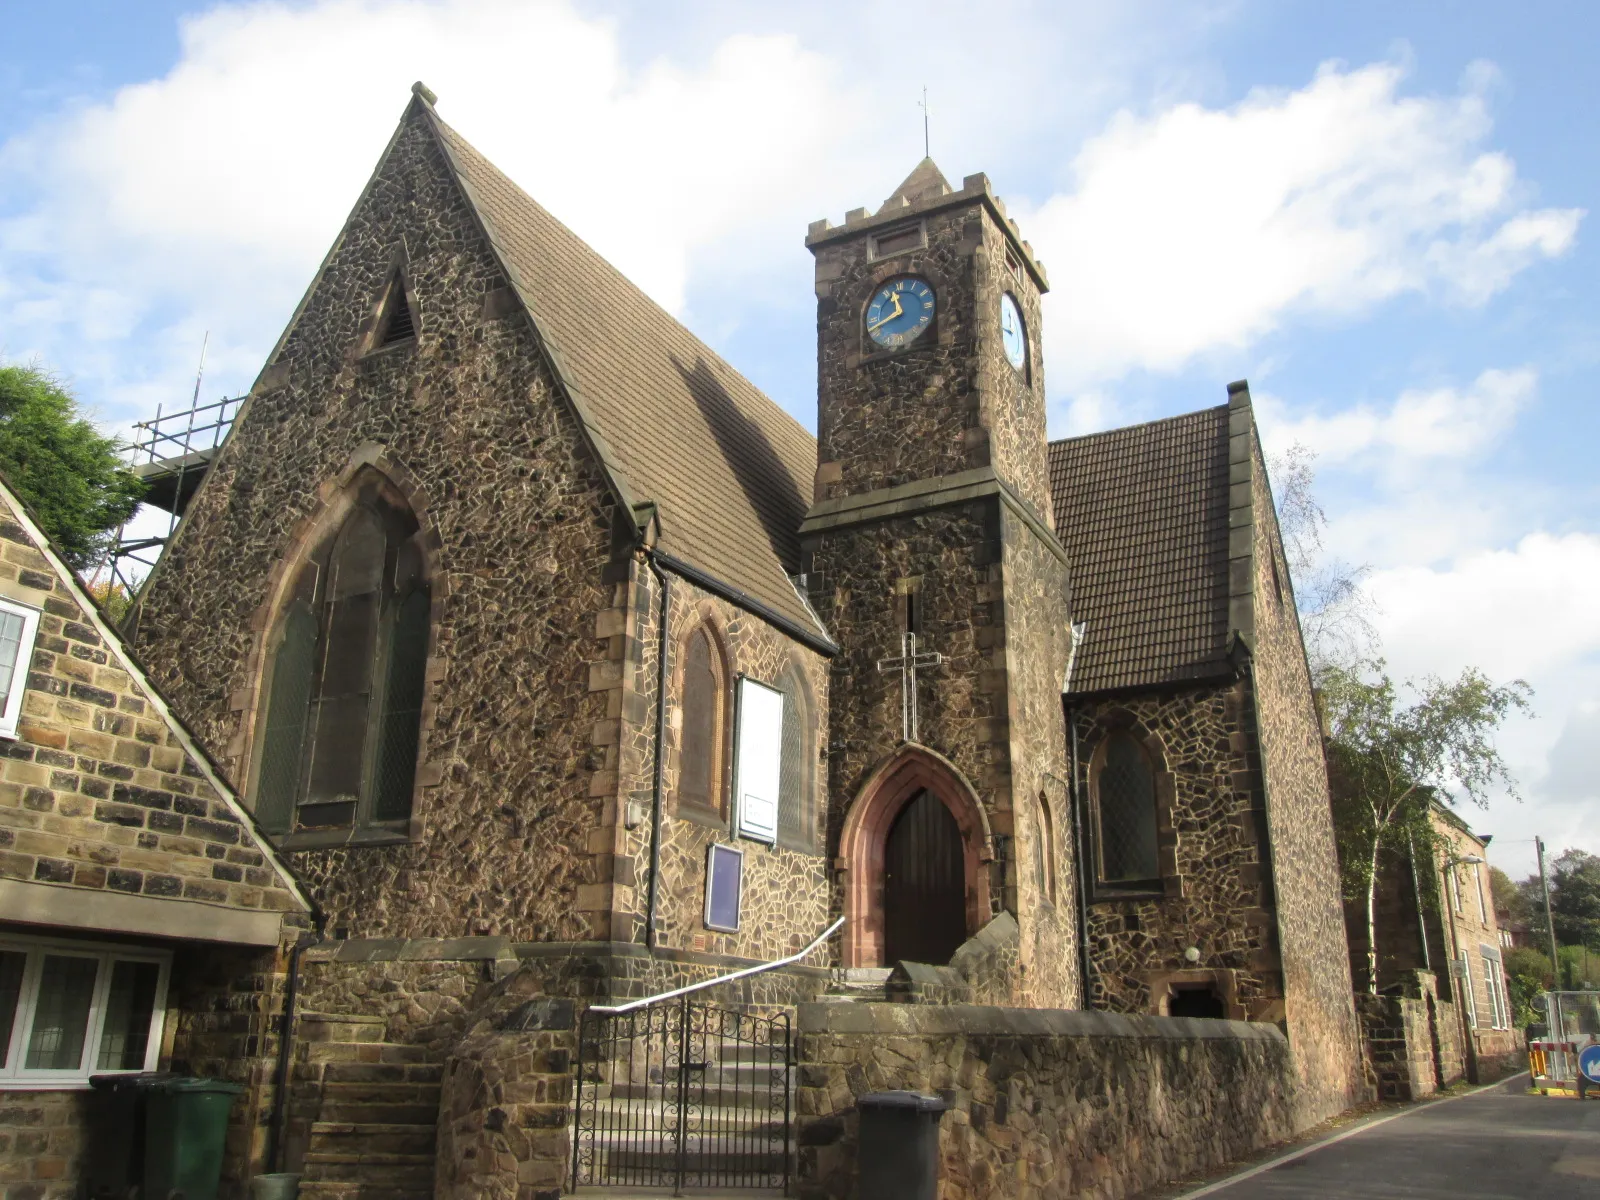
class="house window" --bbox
[254,476,430,837]
[1094,732,1160,886]
[1449,865,1463,914]
[678,626,725,816]
[0,598,41,740]
[1455,950,1478,1028]
[1035,792,1057,905]
[1480,945,1510,1030]
[777,667,814,851]
[0,936,169,1088]
[1475,864,1488,923]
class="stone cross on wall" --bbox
[877,631,943,743]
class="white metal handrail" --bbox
[589,916,844,1015]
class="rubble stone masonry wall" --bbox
[811,192,1052,518]
[995,505,1078,1006]
[607,567,832,966]
[1249,432,1367,1122]
[795,1002,1298,1200]
[131,103,621,944]
[1074,682,1281,1019]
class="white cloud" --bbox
[1023,60,1583,388]
[0,0,860,424]
[1366,532,1600,684]
[1260,366,1536,465]
[1359,534,1600,876]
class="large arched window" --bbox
[678,625,725,816]
[254,476,430,837]
[1093,732,1160,885]
[777,666,814,850]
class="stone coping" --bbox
[301,935,832,979]
[797,1002,1288,1042]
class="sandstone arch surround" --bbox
[230,444,447,833]
[837,744,994,968]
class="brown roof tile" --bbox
[1049,405,1233,694]
[427,113,826,643]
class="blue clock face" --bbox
[866,277,935,349]
[1000,293,1026,371]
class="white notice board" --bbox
[733,676,783,843]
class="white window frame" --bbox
[1479,944,1509,1030]
[1475,864,1488,924]
[732,676,783,845]
[1456,950,1478,1029]
[0,934,171,1089]
[0,597,42,739]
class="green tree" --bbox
[1490,865,1529,925]
[0,363,144,570]
[1557,944,1599,991]
[1504,946,1553,1027]
[1545,849,1600,951]
[1322,661,1532,993]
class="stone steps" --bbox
[296,1183,432,1200]
[295,1015,442,1198]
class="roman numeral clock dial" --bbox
[866,277,935,350]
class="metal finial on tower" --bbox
[919,86,930,158]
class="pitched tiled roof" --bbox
[1049,406,1233,695]
[427,111,827,643]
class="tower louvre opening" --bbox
[379,283,415,345]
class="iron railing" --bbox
[572,917,840,1195]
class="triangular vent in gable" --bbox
[378,281,416,346]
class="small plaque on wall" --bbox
[704,843,744,933]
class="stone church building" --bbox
[102,84,1362,1192]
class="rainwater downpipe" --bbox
[267,907,326,1174]
[644,552,670,952]
[1068,704,1094,1006]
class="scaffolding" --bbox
[102,393,242,594]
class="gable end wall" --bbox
[1247,429,1368,1121]
[132,103,623,944]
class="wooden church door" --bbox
[882,789,967,965]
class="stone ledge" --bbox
[797,1001,1287,1042]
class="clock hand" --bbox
[867,293,906,332]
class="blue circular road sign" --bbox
[1579,1044,1600,1084]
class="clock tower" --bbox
[800,160,1080,1006]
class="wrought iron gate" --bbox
[571,995,792,1193]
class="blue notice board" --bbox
[704,843,743,933]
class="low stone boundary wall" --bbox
[795,1003,1299,1200]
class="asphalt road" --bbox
[1195,1076,1600,1199]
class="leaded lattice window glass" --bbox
[254,477,429,836]
[1096,732,1159,884]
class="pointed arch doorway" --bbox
[839,746,993,967]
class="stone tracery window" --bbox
[1093,731,1160,886]
[254,475,430,837]
[678,625,725,817]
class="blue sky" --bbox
[1,1,1594,878]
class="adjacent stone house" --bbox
[116,83,1367,1192]
[1345,800,1521,1084]
[0,476,312,1196]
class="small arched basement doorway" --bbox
[883,789,967,965]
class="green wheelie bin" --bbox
[143,1076,245,1200]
